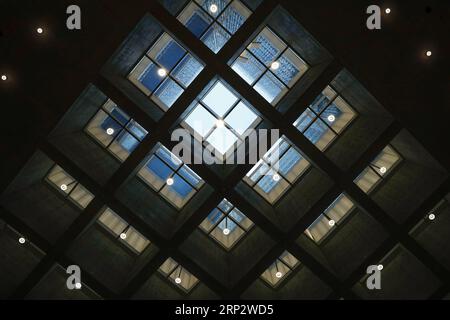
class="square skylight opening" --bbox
[354,145,402,194]
[304,194,355,243]
[45,165,94,209]
[199,198,254,250]
[137,144,204,209]
[97,207,151,254]
[177,0,252,53]
[260,251,300,287]
[158,258,199,292]
[128,32,204,111]
[243,136,310,204]
[293,85,356,151]
[182,80,261,159]
[85,99,148,162]
[231,26,309,106]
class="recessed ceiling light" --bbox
[75,282,82,289]
[1,75,7,81]
[385,8,391,14]
[275,271,283,278]
[37,27,44,34]
[60,184,68,191]
[272,174,280,182]
[157,68,167,77]
[327,115,335,122]
[106,128,115,135]
[328,219,335,227]
[428,213,436,221]
[270,61,280,70]
[377,264,384,271]
[175,277,182,284]
[166,178,174,186]
[379,166,387,174]
[223,228,230,235]
[120,233,127,239]
[426,51,432,57]
[209,4,218,13]
[216,119,225,128]
[19,237,26,244]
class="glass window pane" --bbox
[202,81,238,117]
[126,121,148,141]
[218,199,233,213]
[206,127,238,155]
[293,108,315,133]
[224,101,259,136]
[231,50,265,85]
[171,54,204,88]
[152,78,184,110]
[184,104,217,138]
[248,28,286,66]
[128,56,162,95]
[145,156,173,182]
[310,86,336,113]
[156,146,182,170]
[69,184,94,209]
[147,33,186,71]
[217,0,250,34]
[197,0,230,17]
[168,174,193,198]
[254,71,287,105]
[178,165,203,189]
[179,2,213,38]
[272,48,308,87]
[98,208,128,236]
[201,23,231,53]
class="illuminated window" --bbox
[159,258,199,292]
[97,207,150,254]
[243,136,310,204]
[182,80,261,158]
[177,0,252,53]
[261,251,300,287]
[305,194,355,243]
[45,165,94,209]
[293,86,356,151]
[85,99,148,161]
[231,27,308,105]
[199,199,254,250]
[137,144,204,209]
[128,33,204,110]
[354,145,402,194]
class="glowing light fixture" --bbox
[166,178,174,186]
[209,4,218,13]
[426,51,432,57]
[157,68,167,77]
[379,166,387,174]
[120,232,127,239]
[60,184,68,191]
[270,61,280,70]
[223,228,230,235]
[216,119,225,128]
[428,213,436,221]
[1,75,7,81]
[377,264,384,271]
[328,219,335,227]
[106,128,115,135]
[272,174,280,182]
[19,237,26,244]
[275,271,283,278]
[75,283,82,289]
[385,8,391,14]
[327,115,335,122]
[37,27,44,34]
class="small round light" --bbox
[75,282,82,289]
[19,237,26,244]
[270,61,280,70]
[175,277,182,284]
[60,184,68,191]
[37,27,44,34]
[272,174,280,182]
[275,271,283,278]
[428,213,436,221]
[166,178,174,186]
[209,4,218,13]
[327,115,335,122]
[157,68,167,77]
[379,166,387,174]
[223,228,230,235]
[426,51,432,57]
[1,75,7,81]
[120,233,127,239]
[106,128,115,135]
[385,8,391,14]
[377,264,383,271]
[216,119,225,128]
[328,219,335,227]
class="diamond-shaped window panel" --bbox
[85,99,148,162]
[158,258,199,293]
[199,199,254,250]
[231,27,309,105]
[293,85,356,151]
[137,144,204,209]
[97,207,151,254]
[305,194,355,243]
[128,33,204,111]
[261,251,300,287]
[45,165,94,209]
[177,0,252,53]
[243,136,310,204]
[182,80,261,159]
[354,145,402,194]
